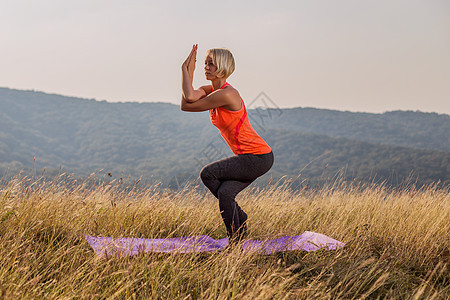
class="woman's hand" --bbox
[181,44,207,105]
[182,44,198,79]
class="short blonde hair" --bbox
[206,48,235,79]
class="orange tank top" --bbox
[209,82,272,155]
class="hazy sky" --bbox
[1,0,449,114]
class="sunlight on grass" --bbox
[0,174,448,299]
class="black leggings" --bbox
[200,151,274,239]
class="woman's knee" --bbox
[200,165,214,184]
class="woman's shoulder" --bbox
[220,86,243,111]
[201,84,242,110]
[200,84,239,96]
[203,84,240,99]
[222,85,241,99]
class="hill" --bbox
[265,107,449,151]
[0,87,449,187]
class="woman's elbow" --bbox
[182,91,195,102]
[180,101,192,112]
[181,106,195,112]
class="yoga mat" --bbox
[86,231,344,257]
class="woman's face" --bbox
[204,56,218,80]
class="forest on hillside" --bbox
[1,87,449,188]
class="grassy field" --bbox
[0,174,448,299]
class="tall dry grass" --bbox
[0,174,448,299]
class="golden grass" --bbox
[0,175,448,299]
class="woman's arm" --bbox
[181,44,207,103]
[181,69,207,102]
[181,88,239,112]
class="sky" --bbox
[0,0,449,114]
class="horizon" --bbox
[2,85,448,116]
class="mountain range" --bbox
[0,87,448,188]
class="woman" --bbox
[181,44,274,242]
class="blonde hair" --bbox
[206,48,235,79]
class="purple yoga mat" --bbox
[86,231,344,257]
